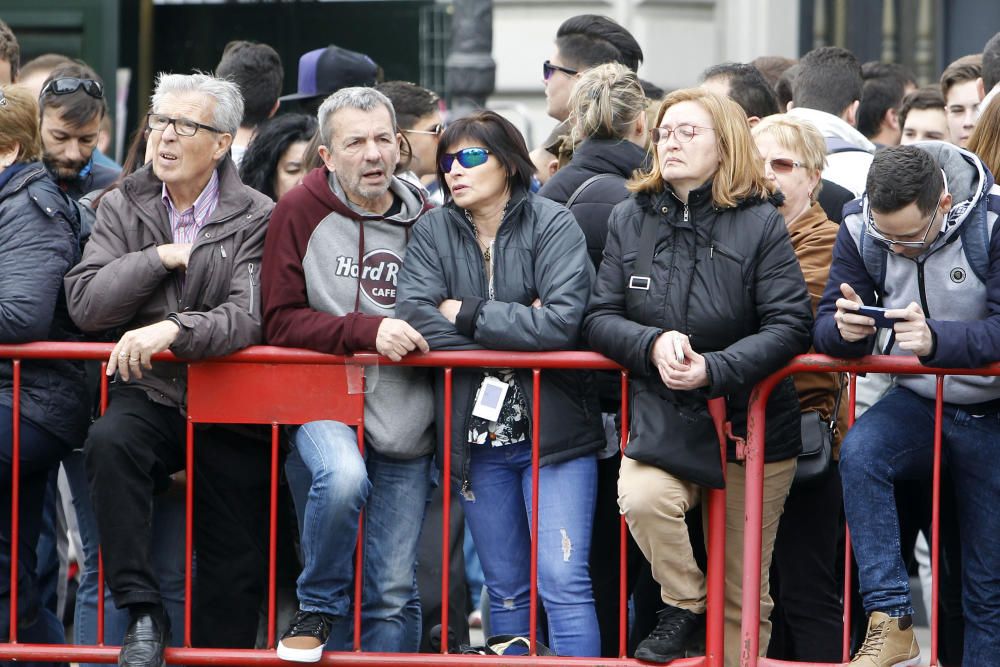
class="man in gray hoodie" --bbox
[261,87,435,662]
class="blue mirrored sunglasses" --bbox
[439,147,491,173]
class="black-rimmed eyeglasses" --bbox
[543,60,579,81]
[147,113,224,137]
[41,77,104,100]
[866,206,939,249]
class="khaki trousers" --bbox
[619,456,796,667]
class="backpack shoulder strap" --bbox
[565,173,625,209]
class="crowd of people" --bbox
[2,12,1000,667]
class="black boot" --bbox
[634,604,705,663]
[119,607,170,667]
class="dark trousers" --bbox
[84,387,270,648]
[0,406,70,644]
[768,463,845,662]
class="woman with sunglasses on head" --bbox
[396,110,604,656]
[583,89,812,665]
[0,85,87,647]
[751,114,846,663]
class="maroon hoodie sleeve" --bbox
[261,182,384,354]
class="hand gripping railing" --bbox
[0,342,732,666]
[738,353,1000,667]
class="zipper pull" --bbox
[220,245,227,259]
[710,244,714,259]
[461,479,475,501]
[684,205,690,222]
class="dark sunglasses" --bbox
[542,60,579,81]
[439,147,491,172]
[41,77,104,100]
[766,158,805,174]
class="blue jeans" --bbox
[285,421,431,653]
[0,407,69,648]
[460,442,599,657]
[62,450,186,665]
[841,385,1000,663]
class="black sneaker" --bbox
[634,605,705,664]
[276,610,335,663]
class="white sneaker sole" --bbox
[276,641,324,663]
[894,656,921,666]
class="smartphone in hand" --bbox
[857,305,901,329]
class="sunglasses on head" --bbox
[41,77,104,100]
[542,60,579,81]
[0,89,6,107]
[766,158,805,174]
[439,147,491,172]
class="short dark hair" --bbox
[374,81,440,130]
[216,40,283,128]
[940,55,982,99]
[857,61,916,139]
[751,55,797,93]
[639,78,665,101]
[555,15,643,73]
[436,110,534,201]
[984,32,1000,91]
[794,46,863,116]
[775,64,798,112]
[239,113,318,201]
[867,145,943,215]
[898,86,945,129]
[39,62,107,126]
[701,62,779,119]
[0,19,19,80]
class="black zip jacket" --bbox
[583,181,813,463]
[396,189,604,491]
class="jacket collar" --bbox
[570,139,648,178]
[301,166,431,227]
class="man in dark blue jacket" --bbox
[815,143,1000,666]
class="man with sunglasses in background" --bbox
[376,81,445,202]
[815,142,1000,667]
[261,86,434,662]
[65,72,274,667]
[530,15,643,183]
[38,63,119,200]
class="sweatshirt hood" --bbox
[302,166,432,226]
[787,107,876,153]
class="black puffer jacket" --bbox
[539,139,647,271]
[396,188,604,491]
[0,163,88,447]
[583,181,813,463]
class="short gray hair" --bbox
[317,86,397,146]
[151,72,244,135]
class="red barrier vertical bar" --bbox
[740,397,766,667]
[439,368,453,654]
[353,430,365,653]
[843,371,858,662]
[97,365,108,645]
[9,360,20,644]
[529,369,541,656]
[930,375,944,666]
[618,370,629,659]
[267,423,279,648]
[184,419,194,647]
[705,398,727,667]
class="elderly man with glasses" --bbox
[37,62,119,200]
[815,142,1000,667]
[64,72,273,667]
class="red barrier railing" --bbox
[0,342,732,666]
[738,353,1000,667]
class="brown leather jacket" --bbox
[786,200,848,451]
[64,157,272,410]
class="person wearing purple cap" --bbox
[280,45,381,115]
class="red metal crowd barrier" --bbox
[0,342,735,666]
[739,353,1000,667]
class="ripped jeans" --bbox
[460,441,599,656]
